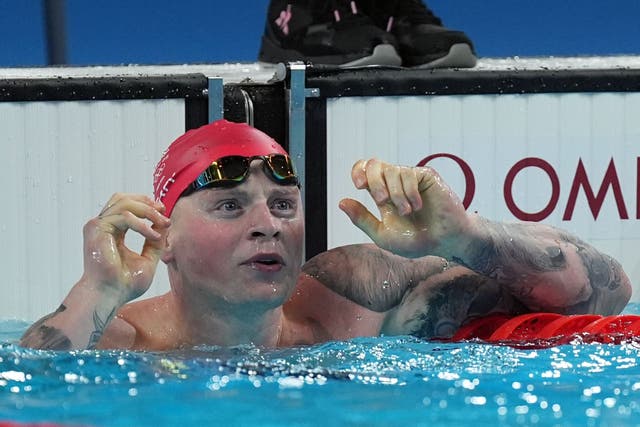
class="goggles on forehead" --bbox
[182,154,299,197]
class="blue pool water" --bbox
[2,305,640,427]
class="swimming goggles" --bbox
[182,154,299,196]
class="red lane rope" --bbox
[488,313,563,341]
[445,313,640,347]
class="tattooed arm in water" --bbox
[302,245,524,338]
[303,159,631,338]
[448,219,631,314]
[20,194,169,350]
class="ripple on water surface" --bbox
[2,315,640,426]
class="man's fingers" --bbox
[97,196,169,234]
[106,211,167,241]
[99,194,168,223]
[383,166,416,216]
[339,198,381,240]
[400,167,422,212]
[351,159,369,189]
[352,159,391,205]
[353,159,425,215]
[140,224,167,264]
[364,159,391,205]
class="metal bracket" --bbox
[287,63,307,208]
[239,88,255,127]
[284,63,321,206]
[207,77,224,122]
[283,62,323,260]
[305,87,320,98]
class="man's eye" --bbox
[273,199,294,211]
[218,200,240,211]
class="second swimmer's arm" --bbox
[302,243,446,312]
[339,159,632,316]
[454,218,632,315]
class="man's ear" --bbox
[160,229,174,265]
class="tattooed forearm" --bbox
[458,219,569,282]
[303,245,409,311]
[20,305,72,350]
[410,276,486,338]
[565,234,623,291]
[87,306,117,349]
[303,244,447,312]
[20,325,72,350]
[401,274,527,339]
[560,233,631,314]
[455,219,630,314]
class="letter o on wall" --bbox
[504,157,560,222]
[417,153,475,209]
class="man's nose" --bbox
[247,204,281,239]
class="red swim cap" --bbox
[153,120,288,216]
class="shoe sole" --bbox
[341,44,402,68]
[259,36,402,68]
[412,43,477,69]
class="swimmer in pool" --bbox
[20,120,632,350]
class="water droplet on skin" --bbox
[355,315,362,321]
[91,251,102,263]
[131,269,145,279]
[382,281,390,290]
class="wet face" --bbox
[163,161,304,310]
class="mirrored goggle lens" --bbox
[265,154,298,184]
[217,156,251,182]
[189,154,298,193]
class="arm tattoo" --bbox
[303,244,445,312]
[458,220,568,283]
[87,306,117,349]
[559,232,629,314]
[457,219,629,314]
[302,245,407,311]
[20,305,72,350]
[406,275,526,339]
[562,232,623,291]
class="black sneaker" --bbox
[359,0,477,68]
[258,0,402,67]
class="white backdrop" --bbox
[326,93,640,301]
[3,83,640,321]
[0,99,184,320]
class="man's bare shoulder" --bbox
[284,273,387,343]
[96,315,136,349]
[98,293,181,350]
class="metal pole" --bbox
[288,62,307,207]
[43,0,68,65]
[208,78,224,123]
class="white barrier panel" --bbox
[326,94,640,301]
[0,99,184,320]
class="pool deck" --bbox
[0,55,639,82]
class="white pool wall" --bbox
[1,58,639,321]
